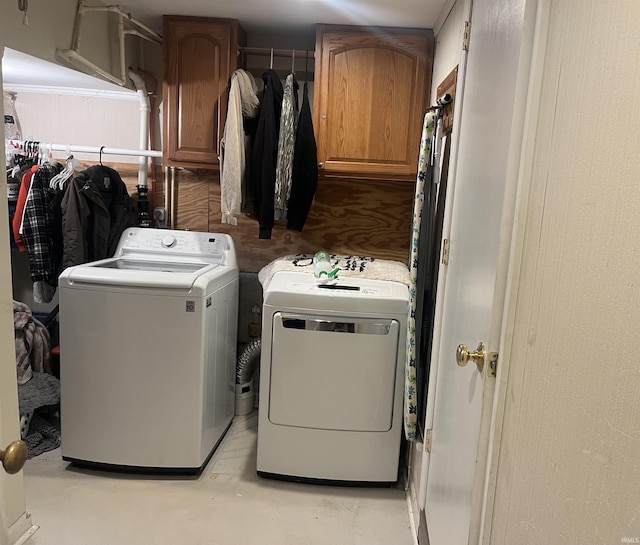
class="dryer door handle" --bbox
[280,316,393,335]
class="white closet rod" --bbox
[240,47,315,59]
[7,141,162,159]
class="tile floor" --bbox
[22,411,414,545]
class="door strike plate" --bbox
[488,352,498,377]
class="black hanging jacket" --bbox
[287,81,318,232]
[61,165,136,269]
[249,69,284,239]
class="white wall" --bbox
[430,0,465,104]
[0,0,117,80]
[11,91,141,164]
[489,1,640,542]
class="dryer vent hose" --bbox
[236,338,261,385]
[235,338,261,416]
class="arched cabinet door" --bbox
[314,25,433,181]
[163,16,244,169]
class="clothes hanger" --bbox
[50,152,74,189]
[99,146,105,166]
[270,48,274,70]
[291,48,295,75]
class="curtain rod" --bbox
[7,140,162,159]
[239,47,315,59]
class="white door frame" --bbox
[0,47,37,545]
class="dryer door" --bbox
[268,312,400,432]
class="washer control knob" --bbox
[161,235,177,248]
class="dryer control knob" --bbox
[161,235,177,248]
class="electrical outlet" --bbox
[248,323,261,338]
[154,207,167,228]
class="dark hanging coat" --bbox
[287,81,318,231]
[61,165,136,269]
[249,69,284,239]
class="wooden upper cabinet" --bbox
[314,25,434,181]
[163,16,245,169]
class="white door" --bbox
[422,1,535,544]
[485,1,640,542]
[0,47,35,545]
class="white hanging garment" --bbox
[220,69,260,226]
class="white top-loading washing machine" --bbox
[257,271,408,484]
[58,228,238,474]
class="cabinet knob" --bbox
[318,162,325,169]
[320,113,327,120]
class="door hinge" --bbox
[463,21,471,51]
[425,429,432,453]
[441,239,450,265]
[488,352,499,377]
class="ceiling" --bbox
[122,0,450,34]
[2,0,450,92]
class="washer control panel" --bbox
[116,228,229,260]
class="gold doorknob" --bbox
[456,342,485,373]
[1,440,28,474]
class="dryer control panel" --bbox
[116,228,230,262]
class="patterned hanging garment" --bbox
[404,111,436,440]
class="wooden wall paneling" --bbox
[207,177,414,273]
[64,141,415,276]
[173,169,211,232]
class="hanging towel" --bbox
[220,69,260,226]
[405,111,436,440]
[274,73,299,221]
[287,81,318,232]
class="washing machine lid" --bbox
[263,272,409,315]
[59,228,237,290]
[61,257,219,290]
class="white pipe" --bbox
[6,140,161,158]
[60,1,162,89]
[56,49,125,86]
[118,14,126,85]
[70,0,86,51]
[128,70,151,188]
[80,3,162,44]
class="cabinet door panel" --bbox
[315,26,433,181]
[175,33,221,162]
[326,46,415,164]
[163,17,236,169]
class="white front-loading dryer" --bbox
[257,271,408,484]
[58,228,238,474]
